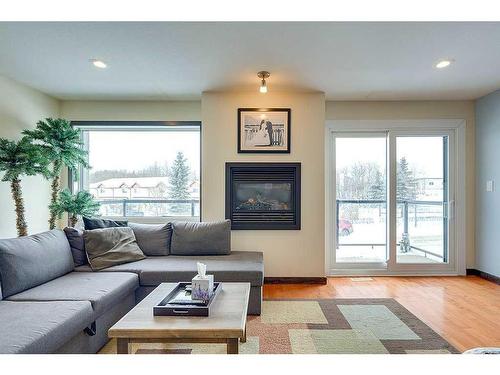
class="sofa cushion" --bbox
[129,222,172,256]
[7,271,139,317]
[170,220,231,255]
[83,217,128,230]
[0,229,74,298]
[64,227,88,266]
[84,227,146,271]
[75,251,264,287]
[0,300,94,354]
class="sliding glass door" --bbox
[334,134,387,265]
[395,136,450,264]
[330,130,455,273]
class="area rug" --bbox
[100,298,459,354]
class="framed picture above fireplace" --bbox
[237,108,291,153]
[225,162,301,230]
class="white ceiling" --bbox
[0,22,499,101]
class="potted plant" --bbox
[51,189,100,227]
[23,118,89,229]
[0,137,51,236]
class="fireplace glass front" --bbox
[234,182,293,211]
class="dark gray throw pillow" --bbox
[63,227,88,266]
[83,217,128,230]
[0,230,74,298]
[83,227,146,271]
[170,220,231,256]
[129,222,172,256]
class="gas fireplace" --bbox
[225,163,301,230]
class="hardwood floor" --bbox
[263,275,500,352]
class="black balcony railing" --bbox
[97,199,200,217]
[336,199,445,261]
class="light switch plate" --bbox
[486,180,494,192]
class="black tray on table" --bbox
[153,282,222,317]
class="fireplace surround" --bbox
[225,162,301,230]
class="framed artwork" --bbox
[237,108,291,153]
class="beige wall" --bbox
[326,101,476,268]
[1,88,476,273]
[6,90,475,272]
[58,98,476,274]
[202,92,326,277]
[0,76,60,238]
[61,95,327,277]
[60,100,201,121]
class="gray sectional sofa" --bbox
[0,229,264,354]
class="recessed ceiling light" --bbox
[435,59,453,69]
[90,59,107,69]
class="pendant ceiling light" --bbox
[257,71,270,93]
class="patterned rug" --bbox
[100,298,459,354]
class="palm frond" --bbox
[23,118,89,172]
[0,137,52,181]
[51,189,100,219]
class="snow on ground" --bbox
[336,220,445,263]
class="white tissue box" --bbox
[191,274,214,301]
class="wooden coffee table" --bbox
[108,282,250,354]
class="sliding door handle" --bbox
[446,200,455,220]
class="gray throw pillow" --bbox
[83,227,146,271]
[0,229,75,298]
[170,220,231,256]
[63,227,88,266]
[83,217,128,230]
[129,222,172,256]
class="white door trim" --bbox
[325,119,467,276]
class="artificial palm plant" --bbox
[0,137,51,236]
[51,189,100,227]
[23,118,89,229]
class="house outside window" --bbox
[71,121,201,223]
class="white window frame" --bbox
[70,121,202,224]
[325,120,467,276]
